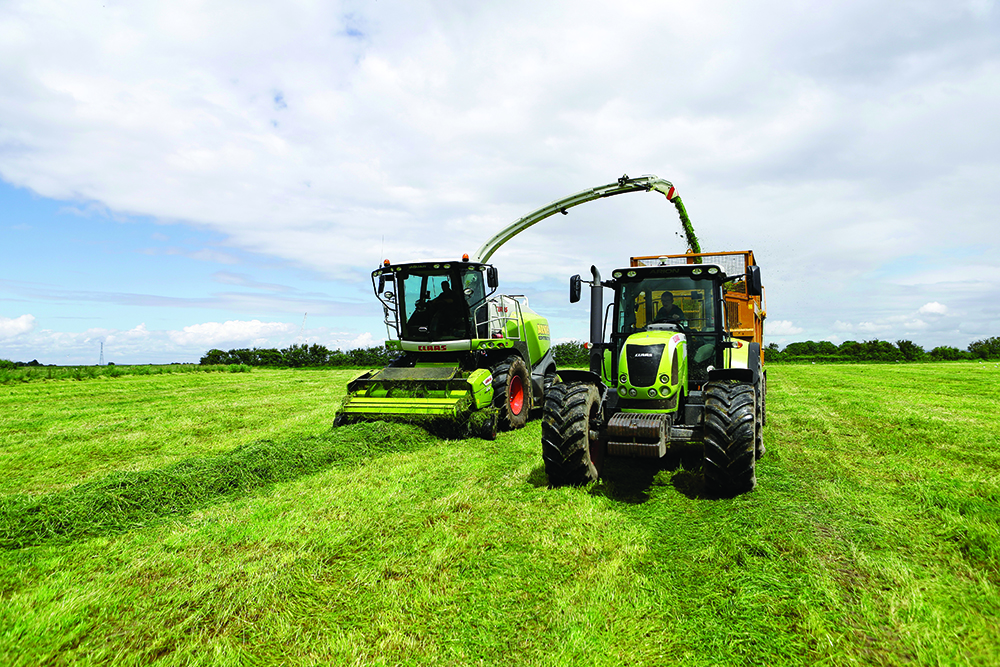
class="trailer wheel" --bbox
[541,382,603,486]
[492,356,531,430]
[703,381,756,495]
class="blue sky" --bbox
[2,0,998,364]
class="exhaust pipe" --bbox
[590,265,603,345]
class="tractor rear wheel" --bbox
[541,382,603,486]
[755,374,766,459]
[492,356,531,430]
[703,381,756,495]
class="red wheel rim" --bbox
[508,375,524,415]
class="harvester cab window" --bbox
[399,269,470,341]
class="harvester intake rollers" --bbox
[541,382,602,486]
[703,381,757,495]
[492,355,531,431]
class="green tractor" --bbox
[335,255,556,438]
[542,250,767,495]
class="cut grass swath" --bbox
[0,422,434,548]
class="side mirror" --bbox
[377,274,386,294]
[747,265,762,296]
[486,266,499,289]
[570,274,582,303]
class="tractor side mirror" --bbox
[570,274,582,303]
[486,266,499,289]
[747,265,762,296]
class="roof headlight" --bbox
[707,267,719,275]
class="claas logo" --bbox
[418,345,448,351]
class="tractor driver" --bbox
[653,291,686,324]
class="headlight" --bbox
[660,374,669,384]
[620,374,628,384]
[629,388,637,397]
[618,386,627,396]
[660,386,671,397]
[647,388,657,398]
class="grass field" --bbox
[1,363,998,666]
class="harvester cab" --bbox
[543,249,767,496]
[336,255,556,439]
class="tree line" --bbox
[765,336,1000,362]
[199,344,396,367]
[199,336,1000,369]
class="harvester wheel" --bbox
[492,356,531,430]
[541,382,603,487]
[703,381,756,495]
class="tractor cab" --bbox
[609,265,726,391]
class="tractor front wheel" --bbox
[703,381,757,495]
[492,356,531,430]
[541,382,603,486]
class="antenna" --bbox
[298,313,307,344]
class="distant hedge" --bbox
[199,344,396,368]
[766,337,1000,363]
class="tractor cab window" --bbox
[615,276,717,335]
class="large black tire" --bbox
[541,382,603,487]
[492,356,531,430]
[755,374,766,459]
[703,381,757,495]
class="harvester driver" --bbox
[654,291,686,324]
[428,281,467,339]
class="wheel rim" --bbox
[508,375,525,415]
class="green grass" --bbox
[1,363,998,665]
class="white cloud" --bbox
[765,320,803,335]
[169,320,296,347]
[918,301,948,315]
[0,314,36,339]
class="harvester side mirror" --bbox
[486,266,499,289]
[570,274,582,303]
[747,265,762,296]
[377,274,386,294]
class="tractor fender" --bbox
[529,347,557,403]
[723,341,761,385]
[554,369,609,404]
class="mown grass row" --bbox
[0,363,251,385]
[0,422,433,549]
